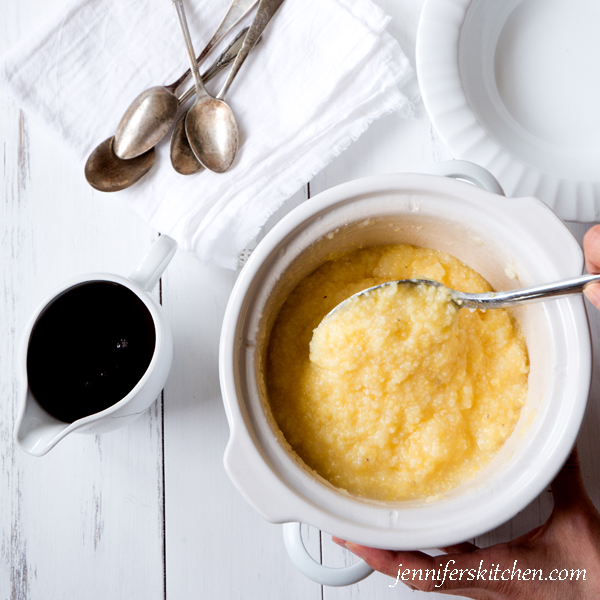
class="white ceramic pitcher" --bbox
[15,235,177,457]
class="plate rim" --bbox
[416,0,600,222]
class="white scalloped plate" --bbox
[417,0,600,222]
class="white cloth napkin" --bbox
[0,0,414,269]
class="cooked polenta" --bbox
[266,244,529,501]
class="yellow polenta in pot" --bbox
[266,244,529,501]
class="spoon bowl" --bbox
[85,137,155,192]
[171,113,204,175]
[114,87,179,160]
[185,98,238,173]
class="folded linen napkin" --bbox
[0,0,414,269]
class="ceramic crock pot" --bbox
[219,161,591,585]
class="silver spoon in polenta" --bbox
[324,273,600,318]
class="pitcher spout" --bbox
[14,389,73,457]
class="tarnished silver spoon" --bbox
[170,109,203,176]
[113,0,258,160]
[171,0,237,174]
[175,0,285,174]
[85,137,155,192]
[326,274,600,318]
[85,32,248,193]
[170,30,260,175]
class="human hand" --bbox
[584,225,600,310]
[333,447,600,599]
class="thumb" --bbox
[583,226,600,309]
[583,225,600,274]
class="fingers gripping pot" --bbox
[219,161,591,585]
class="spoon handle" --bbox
[458,273,600,309]
[171,0,210,99]
[177,28,249,105]
[217,0,285,100]
[168,0,259,92]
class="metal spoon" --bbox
[113,0,258,160]
[85,137,155,192]
[170,0,235,174]
[170,111,203,176]
[326,274,600,317]
[85,32,248,192]
[180,0,285,173]
[170,31,261,175]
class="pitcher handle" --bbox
[427,160,505,196]
[283,522,374,587]
[129,235,178,292]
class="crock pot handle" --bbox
[428,160,505,196]
[283,522,374,586]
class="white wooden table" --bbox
[2,1,599,598]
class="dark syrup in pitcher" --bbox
[27,281,156,423]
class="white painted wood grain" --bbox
[0,108,166,598]
[0,3,165,597]
[160,237,323,600]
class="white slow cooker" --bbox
[219,161,591,586]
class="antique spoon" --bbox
[171,0,238,174]
[170,31,261,175]
[85,31,248,193]
[326,274,600,318]
[181,0,286,173]
[113,0,258,160]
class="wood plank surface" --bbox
[1,0,599,598]
[0,4,165,599]
[0,101,165,600]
